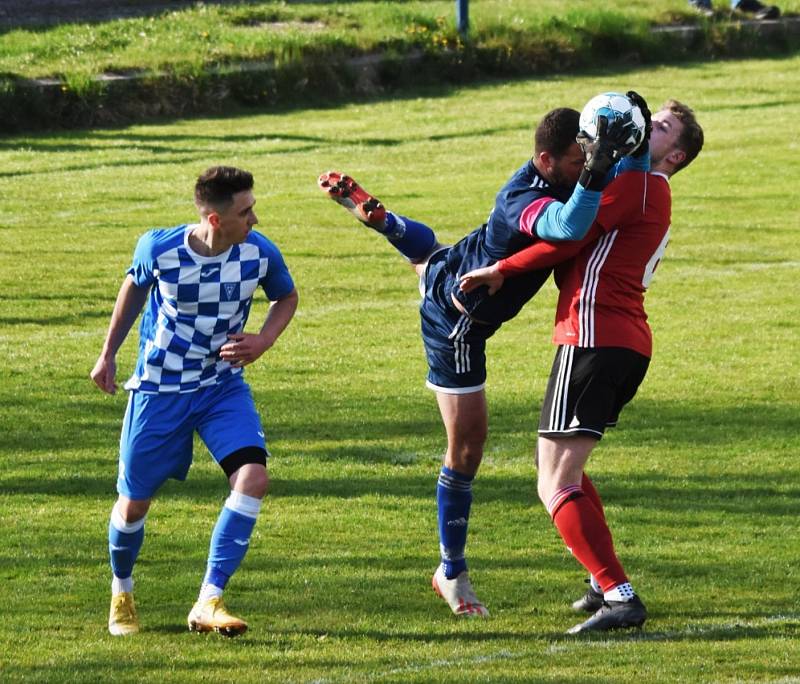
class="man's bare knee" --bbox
[116,496,151,523]
[443,441,481,474]
[230,463,269,499]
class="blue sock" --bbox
[384,213,438,262]
[108,506,145,581]
[203,492,260,591]
[437,466,473,579]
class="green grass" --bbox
[2,0,799,82]
[1,54,800,682]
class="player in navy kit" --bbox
[319,104,644,617]
[91,166,298,636]
[460,100,704,632]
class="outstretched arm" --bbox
[219,288,299,367]
[534,115,634,242]
[532,184,601,242]
[90,275,150,394]
[501,225,603,276]
[459,225,603,294]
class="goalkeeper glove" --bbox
[626,90,652,158]
[577,115,630,191]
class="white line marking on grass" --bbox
[310,614,800,683]
[308,650,521,684]
[546,613,800,652]
[381,649,520,677]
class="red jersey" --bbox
[498,171,671,358]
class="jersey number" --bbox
[642,228,670,288]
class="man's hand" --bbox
[459,263,505,296]
[90,275,149,395]
[90,355,118,394]
[577,115,633,190]
[578,115,630,172]
[224,289,298,368]
[219,333,272,367]
[626,90,652,158]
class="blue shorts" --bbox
[419,249,499,394]
[117,375,267,499]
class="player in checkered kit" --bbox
[91,166,298,637]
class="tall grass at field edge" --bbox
[2,8,799,133]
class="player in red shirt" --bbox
[459,100,704,632]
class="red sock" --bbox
[581,472,605,520]
[550,487,627,592]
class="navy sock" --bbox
[384,213,438,262]
[204,492,259,590]
[108,507,145,581]
[437,466,473,579]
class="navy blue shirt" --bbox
[446,161,574,326]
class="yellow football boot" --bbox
[187,596,248,637]
[108,592,139,636]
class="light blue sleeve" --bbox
[535,184,602,241]
[607,147,651,183]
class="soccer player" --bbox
[318,104,642,617]
[459,100,704,632]
[91,166,298,637]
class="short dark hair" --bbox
[662,100,704,174]
[534,108,581,158]
[194,166,254,209]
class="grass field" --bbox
[1,53,799,682]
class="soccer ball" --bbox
[579,92,647,153]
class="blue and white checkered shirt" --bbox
[123,224,294,394]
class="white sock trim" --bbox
[604,582,636,602]
[225,490,262,519]
[198,583,224,602]
[111,504,146,534]
[112,576,133,595]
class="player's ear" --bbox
[667,149,686,168]
[538,150,556,174]
[196,200,219,228]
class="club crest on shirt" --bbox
[223,283,237,300]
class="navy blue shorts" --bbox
[117,375,267,499]
[419,249,498,394]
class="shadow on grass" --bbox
[1,310,111,325]
[2,393,798,494]
[0,122,527,178]
[3,50,800,143]
[145,623,192,635]
[3,459,799,517]
[0,153,215,179]
[226,616,800,646]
